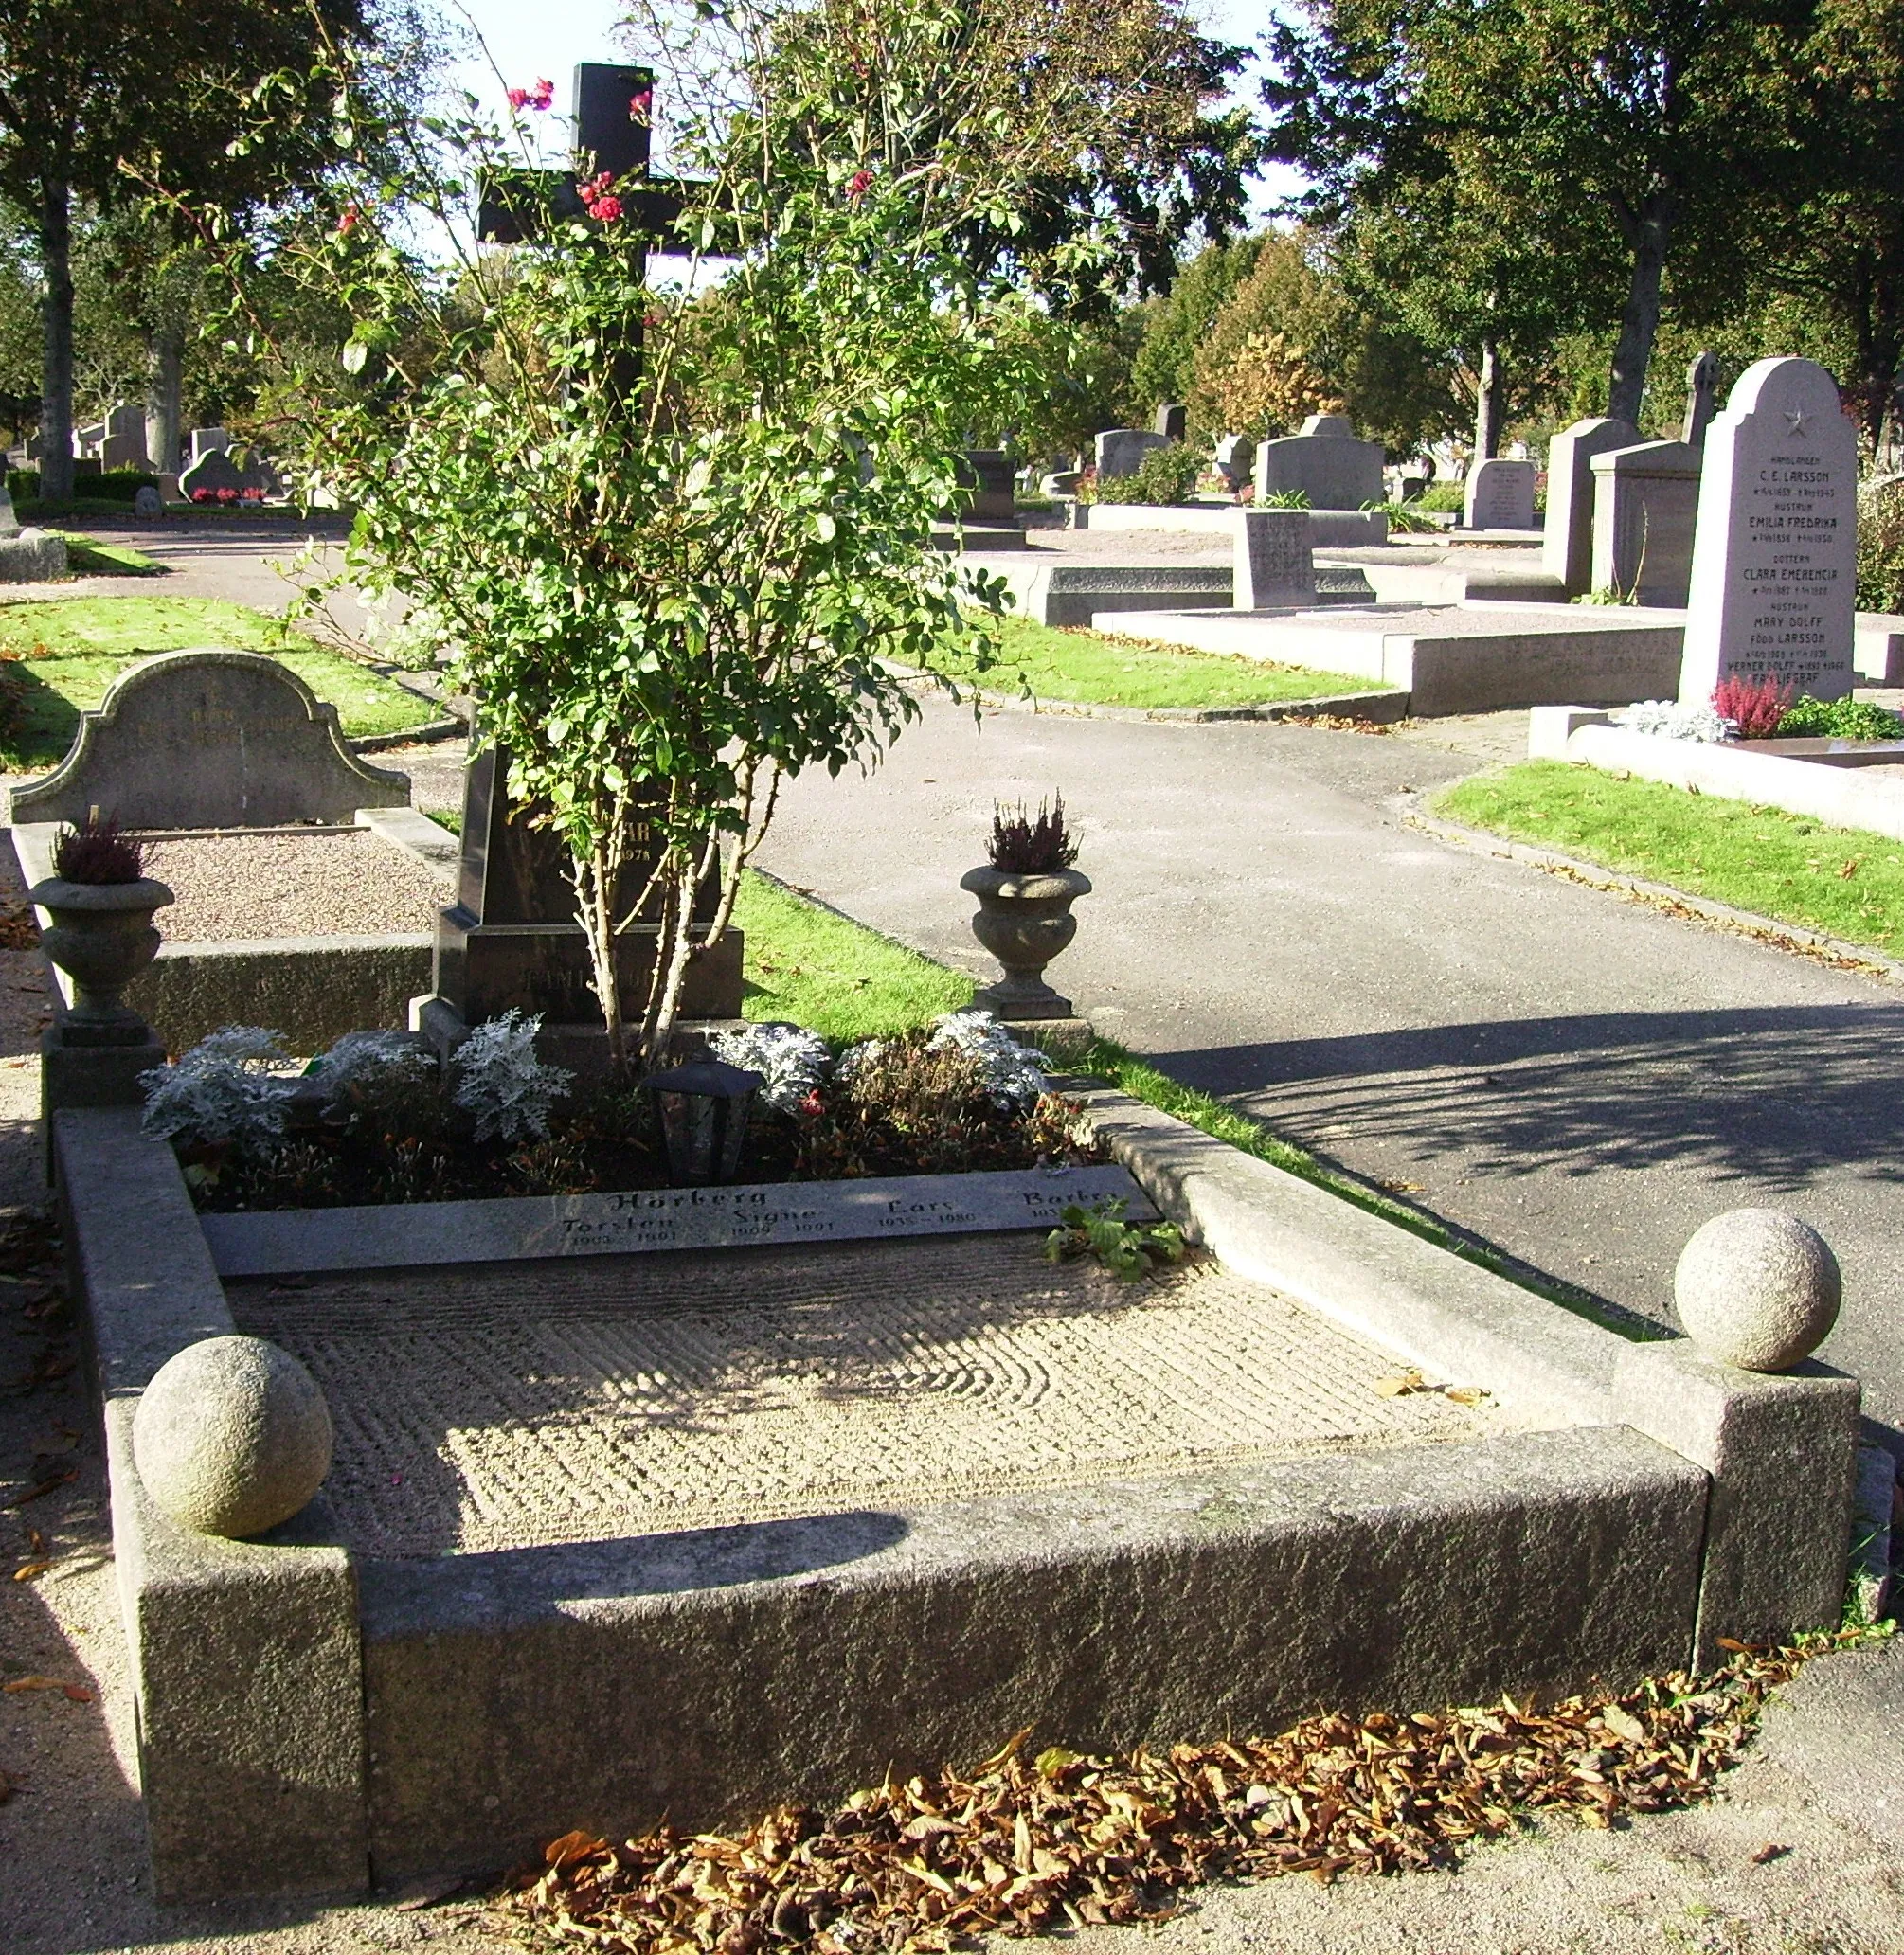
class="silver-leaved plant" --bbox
[140,1026,297,1153]
[451,1011,574,1143]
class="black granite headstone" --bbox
[429,745,743,1031]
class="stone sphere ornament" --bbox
[1673,1209,1841,1372]
[133,1336,333,1538]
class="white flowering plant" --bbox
[1618,700,1734,743]
[926,1011,1050,1109]
[451,1010,575,1144]
[705,1022,832,1114]
[140,1026,299,1153]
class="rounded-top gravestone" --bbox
[1673,1208,1841,1372]
[134,1335,333,1537]
[133,484,163,519]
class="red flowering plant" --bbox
[1713,673,1797,739]
[161,0,1204,1068]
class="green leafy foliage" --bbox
[1044,1196,1185,1279]
[1857,477,1904,613]
[1776,695,1904,740]
[1090,441,1201,505]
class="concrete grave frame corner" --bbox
[9,649,410,831]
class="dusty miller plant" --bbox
[159,0,1213,1068]
[451,1010,575,1143]
[141,1027,296,1152]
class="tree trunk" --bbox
[145,316,184,475]
[1606,200,1675,429]
[38,176,74,507]
[1473,342,1503,459]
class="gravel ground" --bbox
[145,829,453,940]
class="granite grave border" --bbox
[51,1067,1859,1903]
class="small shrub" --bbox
[705,1021,830,1113]
[1091,443,1201,508]
[1575,584,1639,606]
[1361,499,1435,533]
[1258,488,1310,510]
[926,1010,1049,1109]
[1712,673,1795,739]
[7,468,158,505]
[1410,480,1465,513]
[52,813,150,884]
[141,1026,296,1154]
[1775,694,1904,741]
[989,795,1079,872]
[1856,476,1904,614]
[451,1009,574,1142]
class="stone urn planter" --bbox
[959,865,1091,1020]
[27,874,174,1043]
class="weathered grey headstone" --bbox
[0,481,16,538]
[1683,351,1720,449]
[1590,440,1702,605]
[1039,470,1082,498]
[1213,435,1254,491]
[1463,457,1537,530]
[180,445,282,505]
[1253,414,1384,511]
[1541,416,1641,596]
[1679,358,1859,705]
[0,529,66,582]
[189,426,232,463]
[1154,404,1188,443]
[9,650,409,829]
[1095,428,1167,480]
[1231,509,1316,609]
[133,484,163,519]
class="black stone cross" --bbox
[477,63,687,246]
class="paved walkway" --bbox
[758,693,1904,1444]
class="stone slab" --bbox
[1543,416,1640,596]
[1853,609,1904,684]
[1254,414,1385,511]
[1073,504,1390,546]
[0,529,65,581]
[1094,603,1687,715]
[1464,457,1536,531]
[1680,357,1859,704]
[9,650,410,829]
[1232,508,1316,608]
[199,1162,1159,1278]
[1591,439,1702,606]
[357,1424,1706,1884]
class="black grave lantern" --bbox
[643,1057,763,1186]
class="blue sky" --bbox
[447,1,1298,223]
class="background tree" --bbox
[0,0,378,502]
[1126,234,1266,411]
[1265,0,1819,430]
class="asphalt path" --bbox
[758,692,1904,1447]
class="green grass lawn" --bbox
[0,597,437,765]
[1438,760,1904,959]
[53,534,165,576]
[735,870,974,1038]
[930,614,1375,711]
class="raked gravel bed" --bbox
[145,828,453,941]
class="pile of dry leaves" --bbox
[501,1633,1879,1953]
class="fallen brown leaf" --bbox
[1374,1370,1426,1398]
[4,1676,68,1694]
[1,1470,76,1509]
[1752,1842,1791,1864]
[11,1562,52,1582]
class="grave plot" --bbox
[54,1057,1861,1903]
[10,648,457,1051]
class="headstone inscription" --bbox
[416,745,744,1062]
[1252,414,1384,511]
[1678,358,1859,705]
[1154,404,1188,443]
[200,1163,1159,1278]
[1541,416,1641,596]
[1094,428,1167,479]
[9,651,409,829]
[1463,457,1537,530]
[1231,509,1317,609]
[1590,440,1702,606]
